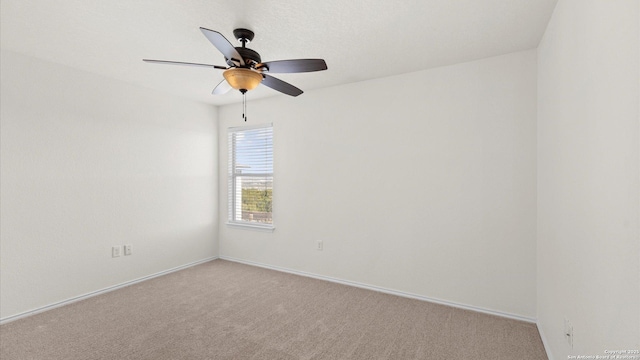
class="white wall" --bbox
[218,50,538,319]
[0,50,219,319]
[537,0,639,358]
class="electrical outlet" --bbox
[316,240,323,251]
[564,318,574,348]
[112,246,121,258]
[124,244,132,256]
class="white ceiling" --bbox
[0,0,557,105]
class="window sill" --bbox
[226,222,275,232]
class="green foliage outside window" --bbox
[242,188,272,213]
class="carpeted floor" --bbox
[0,260,547,359]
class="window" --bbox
[228,124,273,229]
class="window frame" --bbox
[226,123,275,231]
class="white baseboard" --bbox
[537,321,555,360]
[0,256,218,325]
[219,255,537,324]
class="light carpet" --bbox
[0,259,547,359]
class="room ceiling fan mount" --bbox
[233,28,255,44]
[143,27,327,98]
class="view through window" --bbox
[228,124,273,227]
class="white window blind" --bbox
[228,124,273,228]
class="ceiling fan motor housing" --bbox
[233,47,261,67]
[224,28,261,68]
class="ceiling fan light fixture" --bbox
[223,68,263,92]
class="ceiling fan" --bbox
[143,27,328,97]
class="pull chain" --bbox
[242,92,247,122]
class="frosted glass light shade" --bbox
[223,68,263,91]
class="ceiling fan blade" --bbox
[212,79,232,95]
[143,59,226,69]
[258,59,327,73]
[261,75,303,97]
[199,27,244,66]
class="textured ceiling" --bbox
[0,0,557,105]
